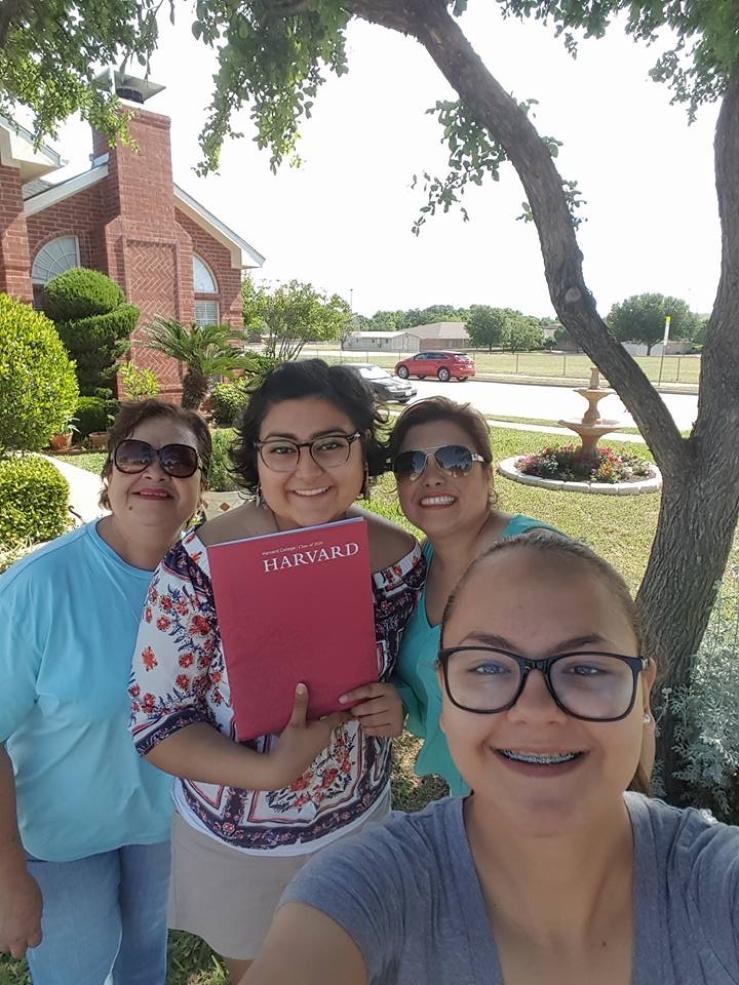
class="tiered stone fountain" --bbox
[558,366,620,453]
[497,365,662,496]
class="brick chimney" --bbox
[93,72,194,394]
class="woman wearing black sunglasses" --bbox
[0,399,210,984]
[245,534,739,985]
[387,396,555,797]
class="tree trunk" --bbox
[351,0,739,803]
[646,343,653,356]
[181,370,207,409]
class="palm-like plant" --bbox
[146,318,250,409]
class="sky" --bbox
[46,1,721,320]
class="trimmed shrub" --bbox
[118,362,160,400]
[56,304,139,394]
[0,456,70,548]
[43,267,125,321]
[0,294,79,453]
[210,381,249,428]
[75,396,115,439]
[209,429,238,491]
[668,566,739,823]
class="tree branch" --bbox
[353,0,689,472]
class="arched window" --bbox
[31,235,81,309]
[193,254,219,325]
[32,235,80,285]
[193,254,218,294]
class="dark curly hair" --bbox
[230,359,388,492]
[100,399,212,509]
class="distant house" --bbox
[401,321,470,351]
[0,72,264,397]
[342,330,409,352]
[345,320,470,354]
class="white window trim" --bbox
[31,235,81,285]
[193,253,218,295]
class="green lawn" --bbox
[1,426,706,985]
[318,349,700,388]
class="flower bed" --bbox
[516,444,654,484]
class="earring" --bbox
[362,463,371,501]
[255,484,264,508]
[643,712,652,725]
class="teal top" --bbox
[393,514,556,797]
[0,521,173,862]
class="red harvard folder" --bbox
[208,517,379,740]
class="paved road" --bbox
[405,379,699,432]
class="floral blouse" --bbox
[129,529,425,856]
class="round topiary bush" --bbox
[43,268,139,395]
[43,267,125,321]
[0,455,70,548]
[0,294,79,453]
[210,381,249,428]
[57,305,139,394]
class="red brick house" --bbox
[0,74,264,396]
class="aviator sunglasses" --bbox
[392,444,486,482]
[113,438,201,478]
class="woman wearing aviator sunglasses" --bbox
[387,397,556,797]
[246,533,739,985]
[128,360,423,982]
[0,399,210,985]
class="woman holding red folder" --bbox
[129,360,423,981]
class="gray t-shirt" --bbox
[281,793,739,984]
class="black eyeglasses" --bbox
[113,439,201,478]
[392,445,486,482]
[255,432,362,473]
[438,646,649,722]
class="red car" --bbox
[394,350,475,383]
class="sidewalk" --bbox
[44,455,106,523]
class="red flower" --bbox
[148,587,158,603]
[210,670,222,684]
[142,693,156,712]
[178,652,194,668]
[176,674,190,690]
[212,689,223,704]
[320,768,339,788]
[191,551,203,564]
[141,646,158,671]
[144,607,152,623]
[190,615,211,636]
[160,596,173,611]
[156,616,171,631]
[290,774,310,791]
[129,683,141,698]
[175,601,189,616]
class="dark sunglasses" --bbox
[113,439,201,478]
[392,444,486,482]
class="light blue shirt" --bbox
[394,515,556,796]
[0,521,173,862]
